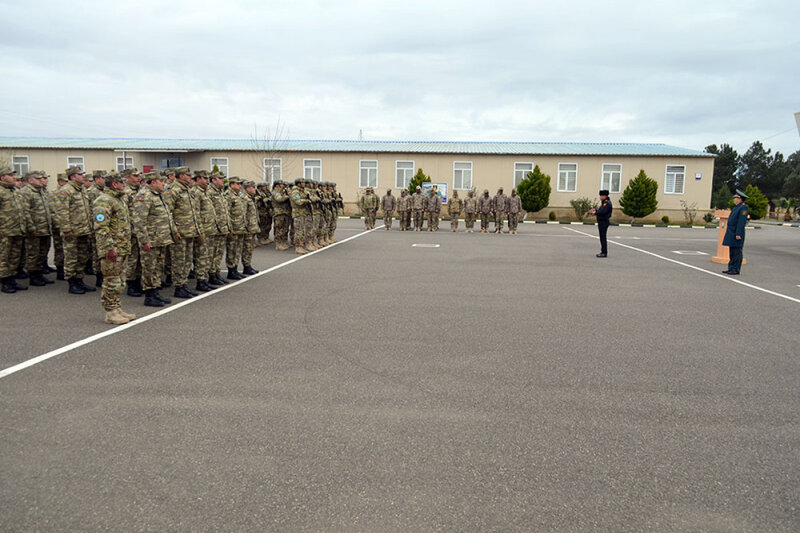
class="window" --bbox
[116,156,134,171]
[396,160,414,189]
[601,164,622,193]
[160,157,184,169]
[557,163,577,192]
[514,162,533,187]
[12,156,29,175]
[304,159,321,181]
[67,156,85,171]
[453,161,472,190]
[359,160,378,188]
[210,157,228,177]
[665,165,685,194]
[263,158,281,185]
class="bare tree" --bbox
[247,118,298,185]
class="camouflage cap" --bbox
[0,165,16,176]
[163,167,176,176]
[209,171,222,180]
[56,173,67,181]
[104,172,125,185]
[257,181,269,188]
[66,165,85,177]
[228,176,242,184]
[92,170,107,179]
[143,170,163,183]
[193,169,208,179]
[243,180,256,188]
[173,166,190,175]
[120,167,141,177]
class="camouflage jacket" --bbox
[207,184,231,236]
[463,196,477,214]
[309,189,323,216]
[359,192,379,212]
[493,193,508,213]
[93,189,131,257]
[412,192,426,210]
[171,179,201,238]
[397,195,412,212]
[192,186,216,236]
[0,181,28,237]
[131,186,175,247]
[447,197,463,216]
[507,195,522,214]
[426,194,441,213]
[321,190,333,214]
[245,191,260,234]
[478,195,493,214]
[86,184,106,205]
[56,180,92,237]
[381,194,396,213]
[257,190,273,217]
[289,186,310,218]
[20,183,52,236]
[272,187,292,217]
[226,189,248,234]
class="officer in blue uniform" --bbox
[590,189,612,257]
[722,189,749,275]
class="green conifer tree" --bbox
[516,165,551,214]
[408,168,431,195]
[619,169,658,222]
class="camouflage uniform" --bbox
[308,184,324,248]
[192,172,216,289]
[94,181,134,323]
[170,173,202,294]
[86,174,106,277]
[492,189,508,234]
[225,178,248,276]
[0,170,28,290]
[478,191,493,233]
[463,191,477,232]
[19,175,53,280]
[426,191,441,231]
[256,183,273,245]
[359,188,379,230]
[131,179,175,292]
[330,185,343,242]
[50,176,66,276]
[272,180,292,250]
[289,180,311,254]
[242,182,261,271]
[55,170,94,286]
[123,175,142,287]
[397,190,411,230]
[412,189,426,231]
[447,192,463,232]
[381,191,396,230]
[507,192,522,234]
[206,177,231,283]
[320,183,334,244]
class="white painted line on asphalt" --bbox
[0,228,379,380]
[412,243,440,248]
[565,227,800,305]
[673,250,709,255]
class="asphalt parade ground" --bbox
[2,219,799,531]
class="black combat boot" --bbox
[226,267,244,280]
[174,285,194,298]
[29,271,48,286]
[126,280,143,297]
[77,278,96,292]
[207,274,223,287]
[184,285,199,296]
[162,274,172,288]
[195,280,212,292]
[44,264,56,273]
[56,267,65,280]
[210,273,227,285]
[95,273,103,287]
[2,277,17,293]
[68,278,86,294]
[84,264,95,276]
[15,267,28,279]
[144,289,165,307]
[188,269,196,279]
[154,290,172,304]
[242,265,259,275]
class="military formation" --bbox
[369,186,523,233]
[0,165,343,324]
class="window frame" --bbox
[263,158,282,185]
[557,162,578,193]
[601,163,622,194]
[664,164,686,195]
[453,161,473,190]
[359,159,378,189]
[395,160,414,189]
[12,155,29,176]
[66,155,85,171]
[513,161,534,188]
[303,159,322,182]
[209,157,229,178]
[116,156,135,172]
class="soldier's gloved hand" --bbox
[106,249,117,263]
[197,234,205,246]
[141,242,152,252]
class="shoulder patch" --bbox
[295,194,300,198]
[95,214,105,222]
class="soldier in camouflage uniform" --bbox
[289,178,311,254]
[225,176,248,279]
[19,171,54,286]
[507,189,522,234]
[56,166,97,294]
[492,187,508,234]
[318,182,332,245]
[270,179,292,251]
[426,188,441,231]
[51,173,68,278]
[412,186,426,231]
[122,168,144,297]
[307,181,324,249]
[256,182,273,245]
[207,172,231,286]
[86,170,107,286]
[397,189,411,231]
[191,170,217,292]
[242,180,261,275]
[131,171,175,307]
[0,166,29,293]
[478,189,493,233]
[447,190,463,232]
[170,167,202,298]
[463,189,477,233]
[93,173,136,324]
[359,186,379,230]
[381,189,396,231]
[161,168,177,288]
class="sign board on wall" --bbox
[421,182,448,203]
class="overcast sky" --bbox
[1,0,798,156]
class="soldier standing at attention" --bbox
[122,168,144,297]
[19,171,54,286]
[589,189,612,258]
[447,190,463,232]
[411,186,426,231]
[205,171,231,286]
[722,190,750,275]
[332,182,344,242]
[290,178,311,254]
[131,171,175,307]
[426,188,441,231]
[307,181,324,249]
[397,189,410,231]
[256,182,273,245]
[86,170,107,286]
[242,180,261,275]
[463,189,477,233]
[93,172,136,324]
[161,168,177,289]
[359,186,379,230]
[0,166,29,293]
[320,182,334,245]
[170,167,202,298]
[192,170,217,292]
[51,173,68,279]
[507,189,522,234]
[492,187,508,234]
[381,189,396,231]
[56,166,96,294]
[478,189,493,233]
[271,180,292,251]
[225,177,248,279]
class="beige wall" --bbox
[2,147,715,222]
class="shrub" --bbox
[517,165,551,214]
[661,215,670,224]
[569,197,596,221]
[702,212,714,224]
[548,211,557,221]
[619,169,658,223]
[680,200,698,224]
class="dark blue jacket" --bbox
[595,199,612,222]
[723,202,748,247]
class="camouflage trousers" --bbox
[242,234,256,267]
[193,234,210,281]
[313,213,323,239]
[289,217,295,245]
[126,235,141,280]
[25,235,50,272]
[480,213,491,231]
[163,244,171,278]
[209,234,227,275]
[363,211,376,229]
[508,213,519,231]
[0,235,25,278]
[495,212,505,233]
[52,231,64,268]
[258,214,272,241]
[141,245,166,291]
[399,211,411,230]
[274,214,290,245]
[413,210,424,230]
[100,254,127,311]
[450,214,460,232]
[64,234,91,279]
[226,234,244,268]
[384,212,393,229]
[303,216,314,245]
[465,212,476,230]
[427,212,439,231]
[171,238,195,287]
[89,233,99,273]
[328,211,337,237]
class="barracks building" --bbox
[0,138,715,221]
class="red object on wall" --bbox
[143,165,154,173]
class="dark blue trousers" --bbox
[728,246,743,273]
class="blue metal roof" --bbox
[0,137,713,157]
